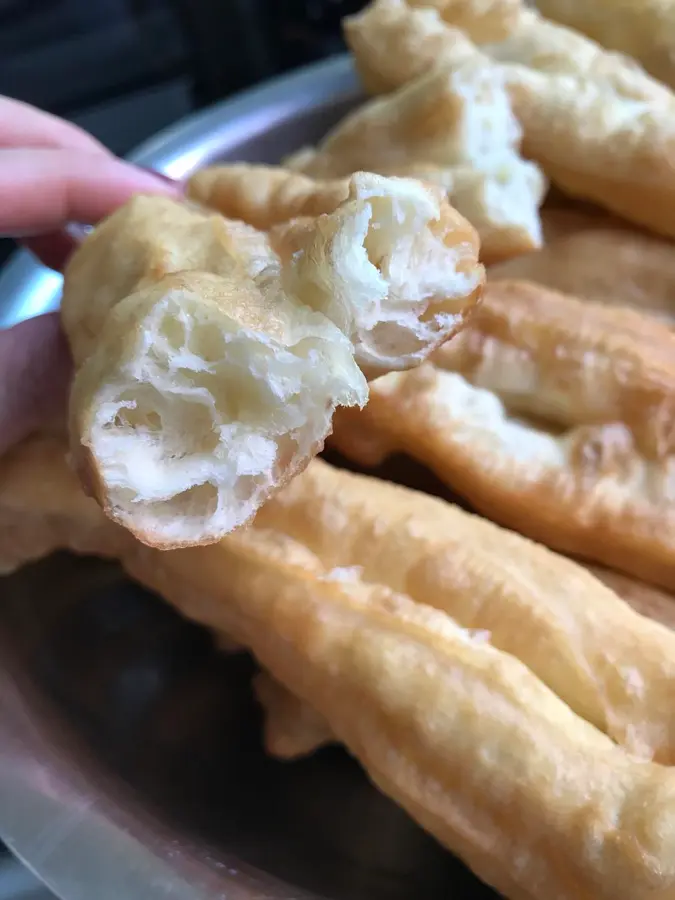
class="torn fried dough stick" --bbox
[269,174,483,376]
[61,195,364,549]
[122,525,675,900]
[345,0,675,240]
[332,279,675,589]
[489,226,675,323]
[282,61,546,264]
[61,179,482,548]
[5,436,675,765]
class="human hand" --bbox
[0,96,182,456]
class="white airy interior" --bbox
[86,285,366,545]
[288,174,478,373]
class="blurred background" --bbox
[0,2,365,895]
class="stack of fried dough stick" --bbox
[4,435,675,900]
[6,0,675,898]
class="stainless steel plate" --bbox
[0,56,500,900]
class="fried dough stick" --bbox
[344,0,675,240]
[489,226,675,323]
[6,438,675,896]
[536,0,675,92]
[4,436,675,763]
[61,175,482,548]
[332,280,675,588]
[122,523,675,900]
[254,565,675,762]
[189,153,542,267]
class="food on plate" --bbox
[332,279,675,588]
[7,2,675,896]
[61,179,483,548]
[5,435,675,763]
[115,497,675,900]
[283,61,546,263]
[489,226,675,322]
[344,0,675,239]
[256,562,675,762]
[536,0,675,91]
[5,434,675,897]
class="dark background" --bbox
[0,0,367,267]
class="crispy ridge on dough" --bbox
[332,279,675,588]
[5,438,675,897]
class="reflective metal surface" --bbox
[0,55,500,900]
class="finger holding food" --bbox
[61,181,483,548]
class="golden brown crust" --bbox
[536,0,675,90]
[253,671,332,759]
[332,279,675,588]
[345,0,675,239]
[123,509,675,900]
[6,438,675,896]
[5,435,675,763]
[489,226,675,322]
[186,164,351,231]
